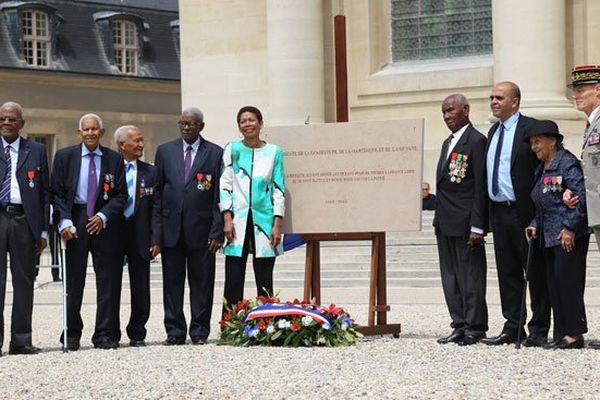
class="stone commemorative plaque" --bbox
[264,119,423,233]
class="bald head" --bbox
[490,81,521,121]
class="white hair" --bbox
[78,113,103,130]
[182,107,204,122]
[0,101,24,118]
[114,125,140,145]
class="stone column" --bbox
[492,0,580,120]
[266,0,325,125]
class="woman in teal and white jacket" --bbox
[220,105,285,312]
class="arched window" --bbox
[112,19,138,74]
[22,9,51,67]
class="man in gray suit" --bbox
[0,101,50,355]
[563,64,600,349]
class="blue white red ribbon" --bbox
[243,303,331,329]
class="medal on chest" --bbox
[27,170,35,188]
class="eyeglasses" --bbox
[0,116,22,124]
[178,120,201,128]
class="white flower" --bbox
[301,316,313,326]
[317,337,326,344]
[266,324,275,334]
[341,321,349,330]
[277,320,288,329]
[249,328,259,337]
[285,320,292,329]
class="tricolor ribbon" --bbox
[243,303,332,329]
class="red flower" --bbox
[320,303,344,317]
[257,320,267,330]
[291,320,301,332]
[233,299,250,313]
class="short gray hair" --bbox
[0,101,24,118]
[114,125,140,145]
[443,93,470,107]
[182,107,204,122]
[78,113,103,130]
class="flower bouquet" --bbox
[219,296,362,347]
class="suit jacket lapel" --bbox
[71,145,82,197]
[173,140,185,186]
[134,162,144,214]
[16,137,31,174]
[187,137,208,186]
[96,145,109,202]
[437,125,472,183]
[511,116,526,167]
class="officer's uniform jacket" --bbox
[582,107,600,227]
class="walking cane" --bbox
[516,237,535,349]
[59,226,76,353]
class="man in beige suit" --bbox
[563,65,600,349]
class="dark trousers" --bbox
[436,234,488,334]
[162,232,215,340]
[544,235,589,338]
[62,206,120,346]
[0,210,36,348]
[490,204,550,337]
[222,214,275,316]
[111,219,151,342]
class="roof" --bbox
[0,0,180,79]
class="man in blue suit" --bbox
[52,113,127,350]
[0,101,50,355]
[111,125,159,347]
[153,107,223,345]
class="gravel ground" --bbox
[1,300,600,399]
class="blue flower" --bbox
[244,324,257,337]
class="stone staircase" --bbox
[34,211,600,289]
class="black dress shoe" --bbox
[458,332,486,346]
[480,332,517,346]
[163,336,186,346]
[437,330,464,344]
[191,337,208,345]
[94,339,119,350]
[8,345,40,355]
[543,336,584,350]
[588,339,600,349]
[129,340,146,347]
[521,335,548,348]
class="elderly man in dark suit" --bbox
[0,101,50,355]
[111,125,159,347]
[153,107,223,345]
[434,94,488,346]
[52,113,127,350]
[481,82,550,347]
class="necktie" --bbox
[491,123,505,196]
[86,152,97,217]
[0,146,11,205]
[184,145,192,181]
[124,162,134,219]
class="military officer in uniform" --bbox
[563,65,600,349]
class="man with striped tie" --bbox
[0,102,50,355]
[51,113,127,350]
[111,125,159,347]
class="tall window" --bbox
[22,10,51,67]
[112,20,138,74]
[391,0,492,62]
